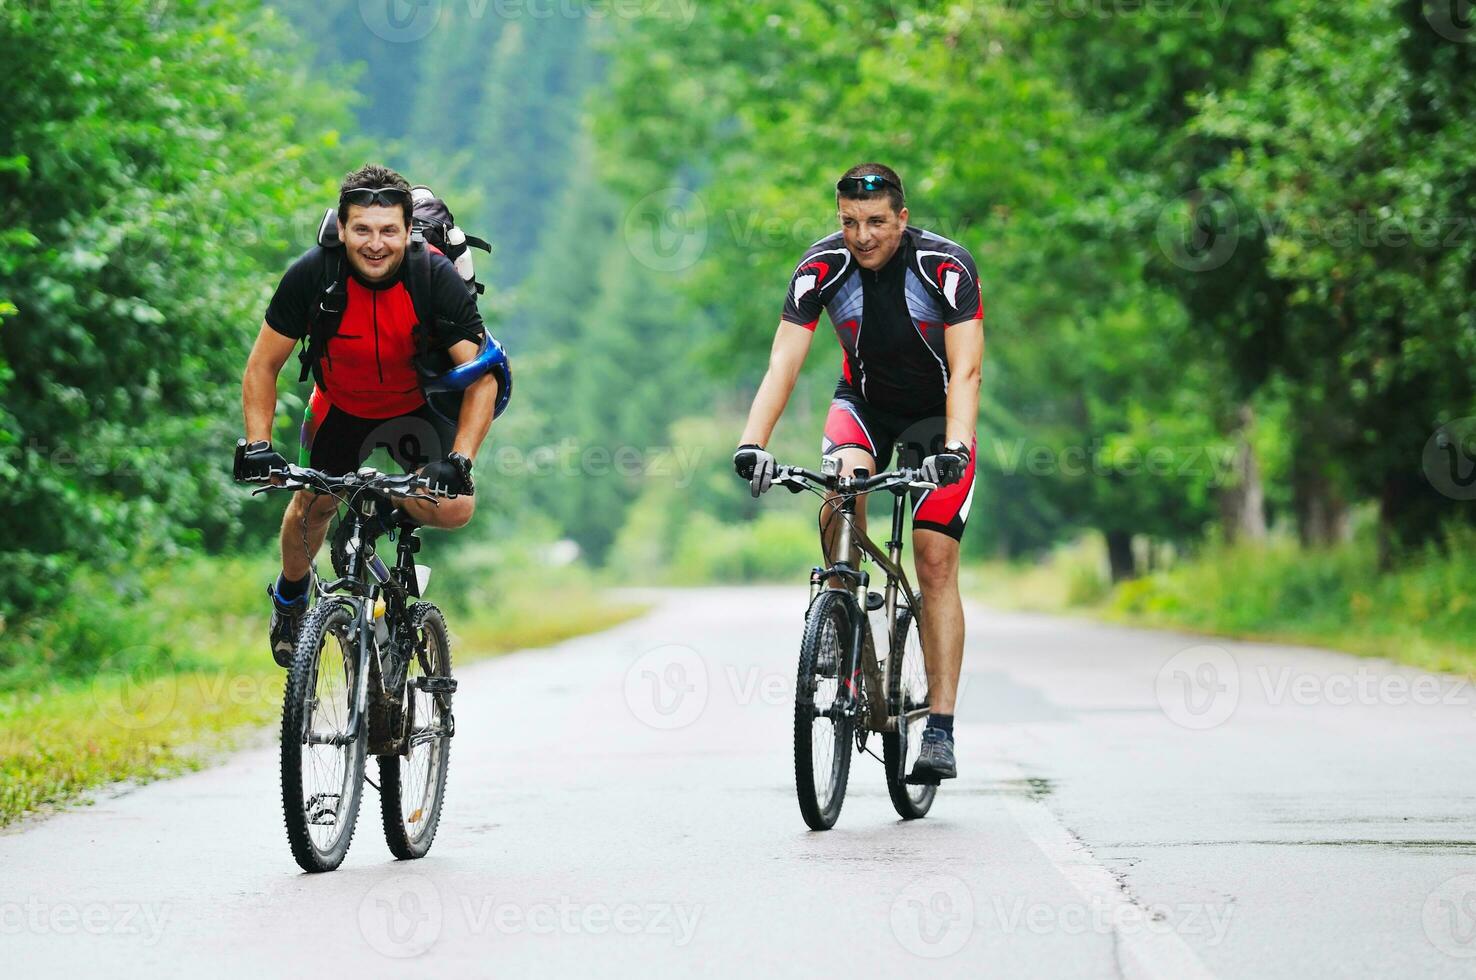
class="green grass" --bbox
[0,550,644,828]
[971,529,1476,676]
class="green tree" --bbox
[0,0,352,625]
[1197,1,1476,561]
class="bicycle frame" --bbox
[254,464,440,757]
[806,474,925,735]
[314,496,430,756]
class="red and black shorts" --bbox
[821,384,977,541]
[298,387,456,481]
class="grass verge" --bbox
[971,531,1476,676]
[0,550,644,828]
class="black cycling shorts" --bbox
[299,387,456,479]
[821,383,976,541]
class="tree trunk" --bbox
[1219,403,1268,545]
[1105,530,1136,583]
[1293,465,1349,548]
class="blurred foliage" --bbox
[1194,1,1476,555]
[0,547,638,825]
[0,0,356,627]
[1105,525,1476,676]
[597,0,1476,572]
[5,0,1476,672]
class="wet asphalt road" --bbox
[4,587,1476,977]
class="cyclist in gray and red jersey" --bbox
[734,163,985,783]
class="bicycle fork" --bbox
[298,599,374,750]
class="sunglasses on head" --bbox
[339,186,412,209]
[836,174,900,195]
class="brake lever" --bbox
[249,479,302,495]
[389,489,441,505]
[769,470,807,494]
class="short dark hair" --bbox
[836,162,905,213]
[337,163,413,227]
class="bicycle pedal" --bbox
[867,591,884,611]
[413,675,458,695]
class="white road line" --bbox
[991,761,1220,980]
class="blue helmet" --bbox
[419,334,512,426]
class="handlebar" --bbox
[245,464,447,503]
[772,463,938,495]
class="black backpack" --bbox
[407,186,492,295]
[295,189,491,385]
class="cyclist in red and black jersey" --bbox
[235,164,507,665]
[734,164,985,783]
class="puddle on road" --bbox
[1103,838,1476,854]
[1275,813,1476,826]
[949,776,1055,800]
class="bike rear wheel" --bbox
[795,590,856,831]
[380,602,453,860]
[281,601,367,872]
[884,600,937,819]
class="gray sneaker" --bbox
[267,576,313,668]
[905,727,957,784]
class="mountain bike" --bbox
[770,457,939,830]
[250,463,458,873]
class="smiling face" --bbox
[838,196,908,270]
[340,204,409,282]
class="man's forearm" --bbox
[451,375,497,461]
[738,367,799,447]
[739,320,814,447]
[944,370,980,446]
[242,365,279,443]
[943,320,984,447]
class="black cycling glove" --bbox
[733,444,776,497]
[422,452,475,497]
[234,439,287,483]
[921,442,970,487]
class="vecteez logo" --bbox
[890,875,975,958]
[1155,645,1240,730]
[1423,418,1476,500]
[1425,874,1476,958]
[1155,188,1240,273]
[1424,1,1476,43]
[92,647,178,731]
[358,875,444,958]
[360,0,444,43]
[623,644,709,729]
[623,187,709,273]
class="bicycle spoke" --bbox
[884,603,937,818]
[300,624,356,853]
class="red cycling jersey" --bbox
[264,247,484,418]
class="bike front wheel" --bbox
[795,590,856,830]
[883,599,936,819]
[281,600,367,873]
[379,602,454,860]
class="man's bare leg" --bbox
[280,490,338,582]
[277,479,474,585]
[911,528,963,714]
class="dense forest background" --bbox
[3,1,1476,665]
